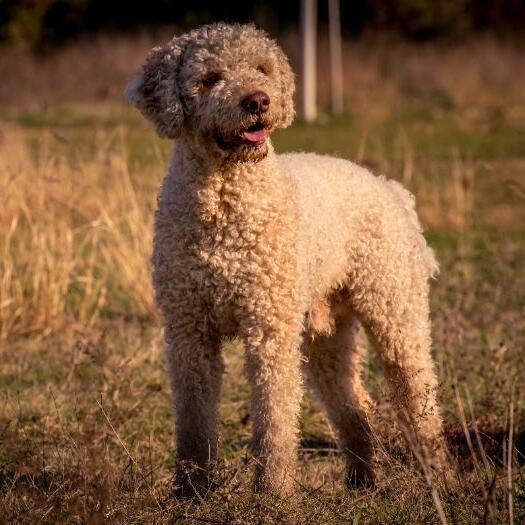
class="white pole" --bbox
[328,0,343,115]
[301,0,317,122]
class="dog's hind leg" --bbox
[351,271,448,476]
[303,313,376,487]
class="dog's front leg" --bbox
[164,319,223,498]
[243,321,303,496]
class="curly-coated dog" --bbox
[127,22,448,496]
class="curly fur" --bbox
[127,22,448,496]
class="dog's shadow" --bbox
[297,425,525,470]
[445,423,525,468]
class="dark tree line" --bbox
[1,0,524,48]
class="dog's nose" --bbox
[241,91,270,114]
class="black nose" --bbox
[241,91,270,114]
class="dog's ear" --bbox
[126,38,188,139]
[273,44,296,129]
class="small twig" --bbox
[299,447,338,454]
[507,389,514,525]
[96,398,163,510]
[170,516,226,524]
[293,475,371,519]
[453,385,482,474]
[397,416,448,525]
[465,391,492,476]
[97,399,137,467]
[454,383,494,523]
[482,472,498,525]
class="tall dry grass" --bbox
[0,127,158,340]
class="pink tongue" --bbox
[243,128,268,143]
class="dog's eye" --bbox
[257,65,268,75]
[202,72,222,87]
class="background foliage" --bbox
[2,0,525,49]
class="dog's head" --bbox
[126,23,295,163]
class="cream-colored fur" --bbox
[127,22,448,497]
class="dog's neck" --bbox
[167,135,289,226]
[176,133,272,169]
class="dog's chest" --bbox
[190,206,294,332]
[155,164,299,334]
[192,217,266,294]
[190,173,278,285]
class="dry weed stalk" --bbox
[395,414,449,525]
[506,387,516,525]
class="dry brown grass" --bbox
[0,126,157,339]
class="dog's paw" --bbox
[345,465,376,489]
[172,463,215,500]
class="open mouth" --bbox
[241,121,268,145]
[215,121,269,150]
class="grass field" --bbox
[1,34,525,523]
